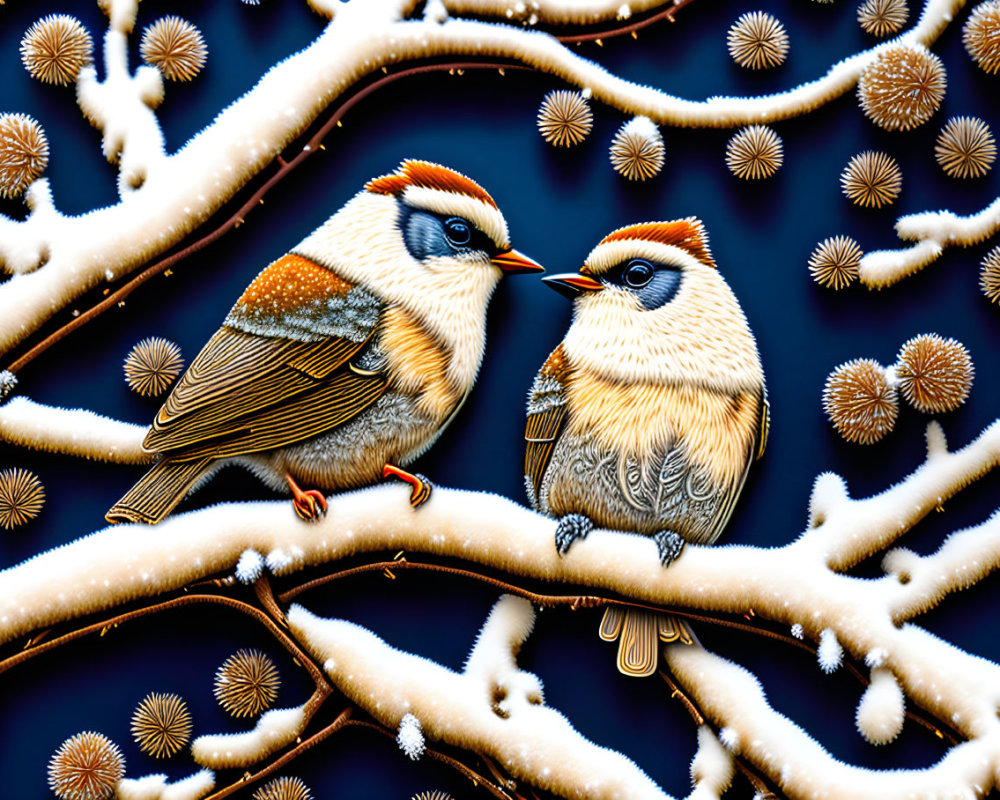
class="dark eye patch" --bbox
[399,203,498,262]
[605,258,683,310]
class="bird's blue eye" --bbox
[623,260,654,288]
[444,217,472,246]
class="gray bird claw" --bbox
[555,514,593,556]
[654,530,685,567]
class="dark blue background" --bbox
[2,0,999,797]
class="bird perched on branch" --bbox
[524,219,767,676]
[108,160,543,525]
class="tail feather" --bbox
[600,607,696,677]
[106,458,213,525]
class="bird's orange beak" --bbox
[492,249,545,275]
[542,272,604,299]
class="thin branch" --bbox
[343,718,514,800]
[0,591,328,692]
[201,706,354,800]
[546,0,698,42]
[4,60,528,376]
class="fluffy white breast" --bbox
[563,240,764,395]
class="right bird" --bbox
[523,219,768,677]
[107,159,543,526]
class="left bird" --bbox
[107,160,543,525]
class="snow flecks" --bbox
[4,417,1000,795]
[235,549,264,584]
[0,396,149,464]
[687,727,733,800]
[860,196,1000,288]
[0,0,963,358]
[397,713,425,760]
[288,597,670,799]
[116,770,215,800]
[856,667,905,745]
[716,726,739,753]
[790,623,804,640]
[191,705,307,769]
[865,647,889,669]
[665,643,998,799]
[818,628,843,673]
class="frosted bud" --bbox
[818,628,842,673]
[856,667,905,744]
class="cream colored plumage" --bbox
[524,219,767,676]
[108,160,542,525]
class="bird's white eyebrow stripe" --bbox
[584,241,704,275]
[402,186,510,250]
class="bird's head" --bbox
[549,219,764,393]
[294,160,542,329]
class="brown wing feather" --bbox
[144,253,380,454]
[524,344,572,507]
[173,369,389,461]
[146,331,365,451]
[702,385,768,543]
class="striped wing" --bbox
[143,254,387,460]
[524,344,572,507]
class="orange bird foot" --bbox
[285,474,327,522]
[382,464,434,508]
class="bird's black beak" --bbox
[492,249,545,275]
[543,273,604,299]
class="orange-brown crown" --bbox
[598,219,715,268]
[366,160,498,209]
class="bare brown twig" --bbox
[3,0,700,375]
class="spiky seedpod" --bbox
[413,793,455,800]
[253,776,312,800]
[140,17,207,81]
[0,113,48,200]
[609,116,664,181]
[20,15,93,86]
[981,244,1000,305]
[537,90,592,147]
[727,11,789,70]
[934,116,996,179]
[840,151,902,208]
[725,125,783,179]
[964,0,1000,74]
[823,359,899,444]
[0,468,45,530]
[857,44,946,131]
[214,649,280,717]
[895,334,973,413]
[48,732,125,800]
[808,236,863,290]
[131,692,193,758]
[857,0,908,36]
[123,337,184,397]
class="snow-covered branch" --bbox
[664,643,1000,800]
[116,770,215,800]
[0,396,149,464]
[76,0,166,197]
[859,196,1000,288]
[1,407,999,796]
[290,595,672,799]
[0,0,962,360]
